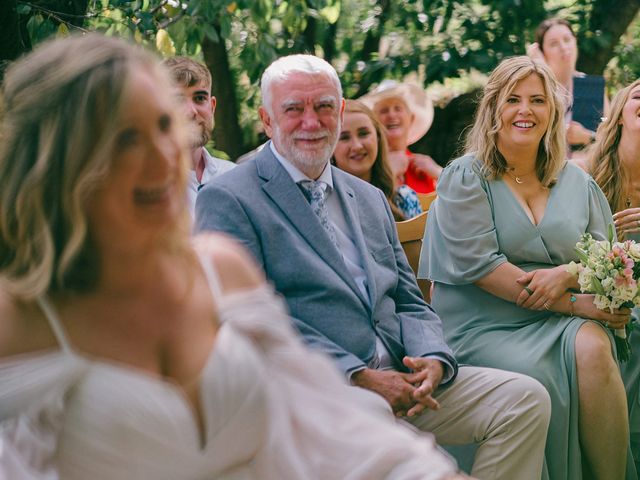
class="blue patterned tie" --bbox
[298,180,340,250]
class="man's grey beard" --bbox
[271,123,339,173]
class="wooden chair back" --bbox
[396,211,432,302]
[417,192,437,212]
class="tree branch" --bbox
[578,0,640,73]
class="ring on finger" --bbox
[544,302,550,310]
[604,320,609,328]
[524,286,533,296]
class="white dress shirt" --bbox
[187,148,236,217]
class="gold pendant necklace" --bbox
[506,168,533,184]
[511,173,525,184]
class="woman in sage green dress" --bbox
[419,56,636,480]
[588,78,640,474]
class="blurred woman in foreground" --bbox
[0,34,463,479]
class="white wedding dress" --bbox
[0,255,456,479]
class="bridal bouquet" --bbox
[567,226,638,362]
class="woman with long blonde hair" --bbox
[589,79,640,225]
[588,78,640,474]
[420,56,636,480]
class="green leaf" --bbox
[16,4,31,15]
[219,14,232,39]
[575,248,590,265]
[250,0,272,21]
[26,13,43,41]
[608,223,616,243]
[202,23,219,42]
[155,28,176,56]
[591,277,606,295]
[57,23,70,38]
[319,3,340,24]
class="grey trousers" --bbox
[405,366,551,480]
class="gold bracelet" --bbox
[569,294,577,316]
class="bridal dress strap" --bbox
[36,295,73,354]
[196,251,224,300]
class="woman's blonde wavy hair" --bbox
[465,56,567,186]
[0,34,190,300]
[588,79,640,214]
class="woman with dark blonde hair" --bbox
[0,34,465,479]
[333,99,422,220]
[420,56,636,480]
[588,78,640,473]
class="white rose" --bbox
[594,295,611,311]
[628,242,640,259]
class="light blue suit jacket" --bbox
[195,145,456,378]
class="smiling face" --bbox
[333,111,379,181]
[259,71,342,178]
[373,97,414,151]
[541,23,577,78]
[498,73,551,155]
[87,68,185,246]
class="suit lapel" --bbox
[257,150,364,301]
[333,171,378,309]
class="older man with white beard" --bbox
[195,54,551,480]
[162,57,235,217]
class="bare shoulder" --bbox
[192,232,265,293]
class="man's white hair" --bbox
[261,54,342,115]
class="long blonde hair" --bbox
[589,79,640,213]
[0,34,189,300]
[465,56,567,186]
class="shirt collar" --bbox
[269,141,333,190]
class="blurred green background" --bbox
[2,0,639,163]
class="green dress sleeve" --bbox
[418,155,507,284]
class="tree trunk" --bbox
[352,0,392,97]
[202,28,244,161]
[359,0,391,63]
[323,21,338,63]
[301,16,316,53]
[577,0,640,74]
